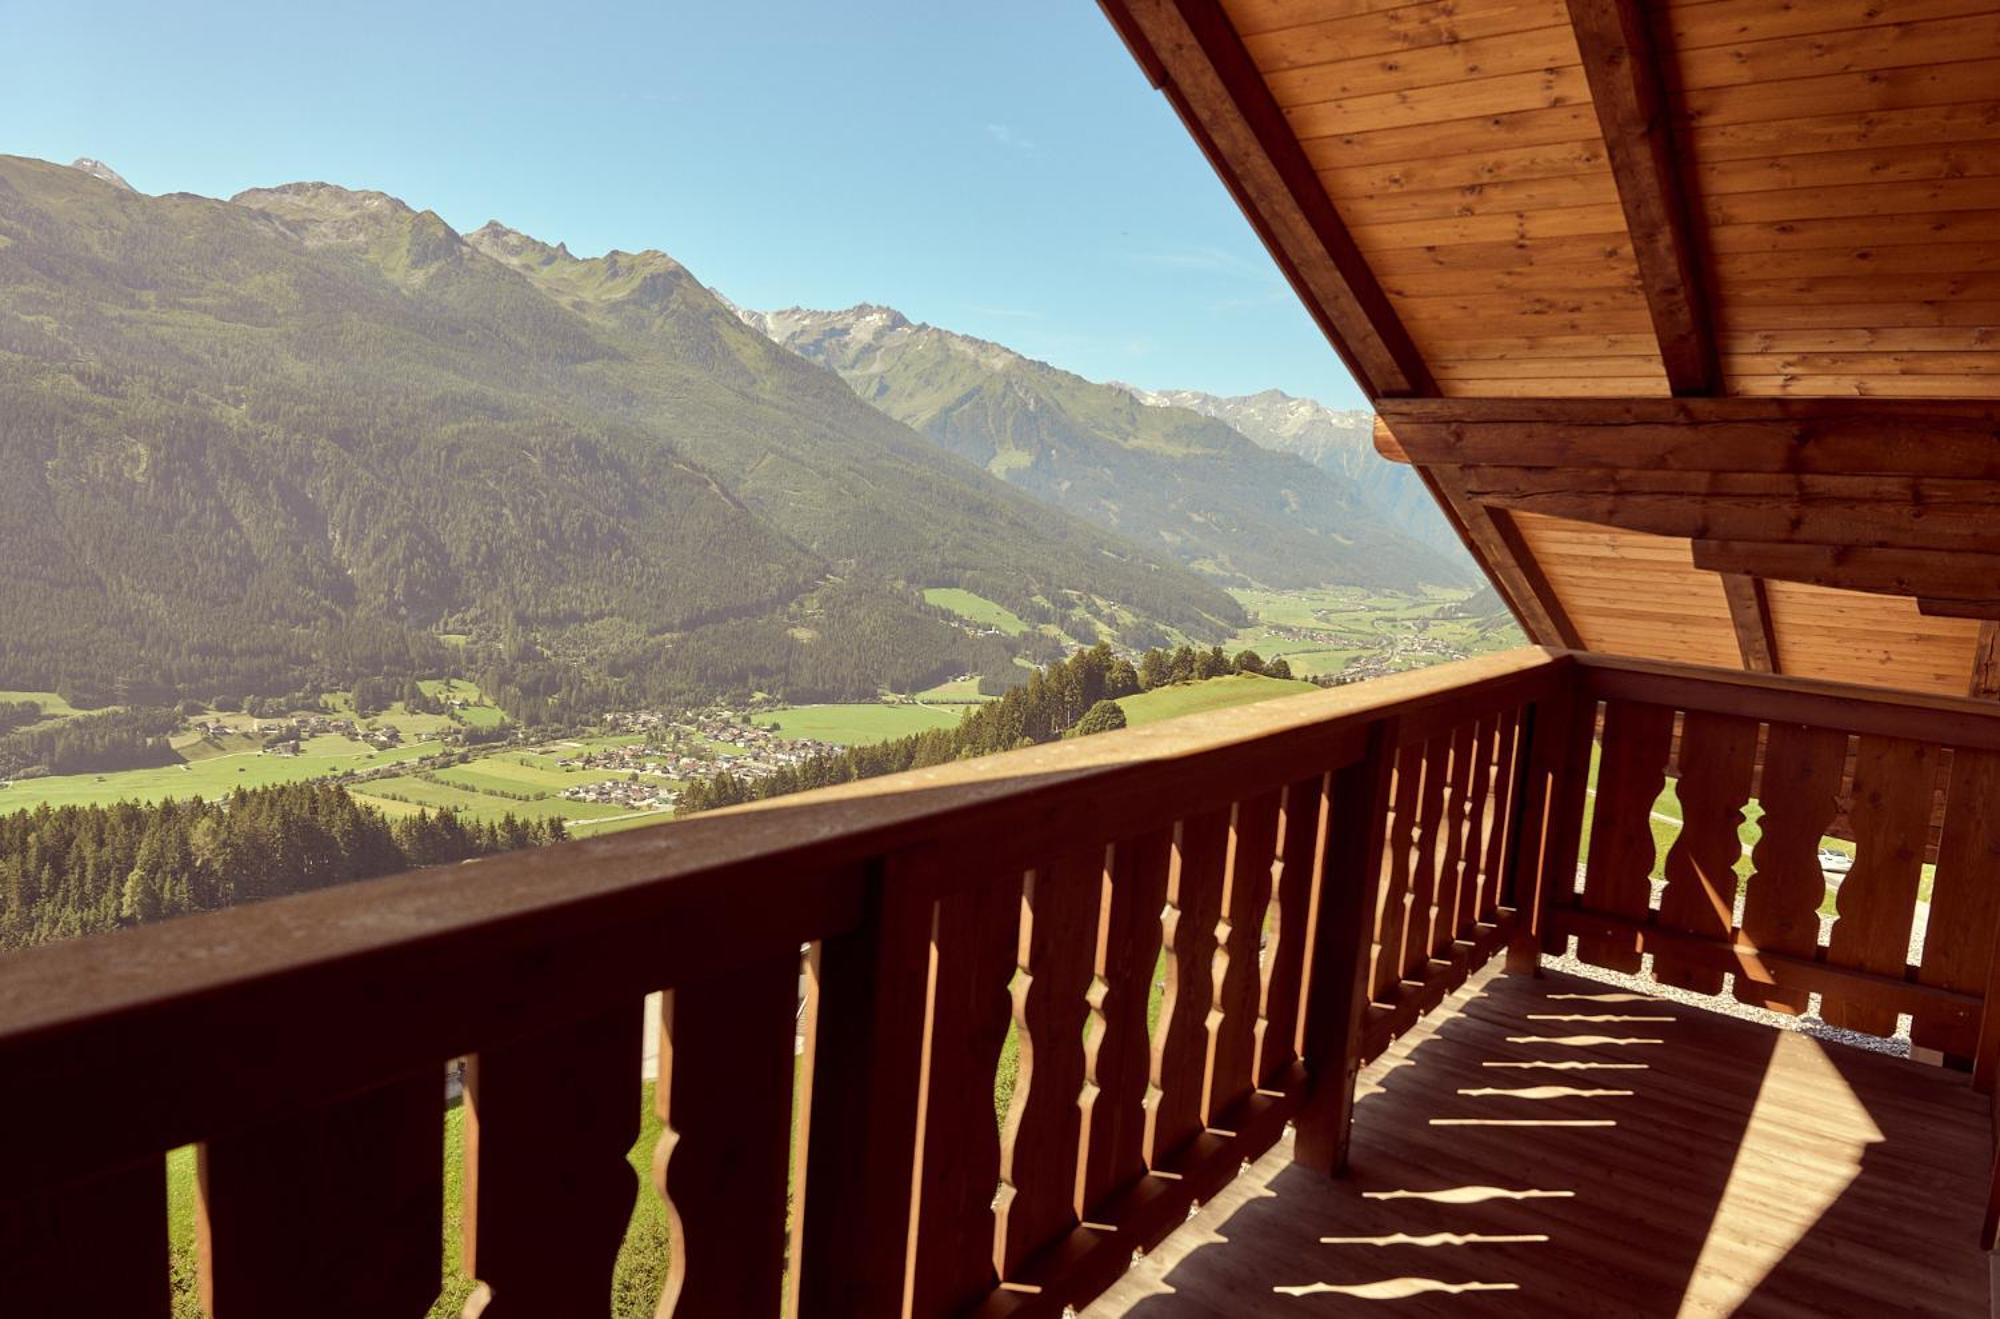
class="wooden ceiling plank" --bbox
[1719,573,1780,673]
[1099,0,1433,399]
[1567,0,1719,394]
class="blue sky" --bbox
[4,1,1367,407]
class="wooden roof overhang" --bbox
[1100,0,2000,699]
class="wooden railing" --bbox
[0,649,1564,1318]
[1528,655,2000,1060]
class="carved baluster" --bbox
[463,1004,642,1317]
[1736,724,1846,1014]
[1917,749,2000,1059]
[1655,712,1759,995]
[1432,720,1478,958]
[1255,774,1328,1085]
[1143,809,1229,1168]
[792,859,937,1319]
[1370,741,1423,999]
[1577,701,1675,973]
[656,949,798,1317]
[906,865,1022,1316]
[200,1072,442,1317]
[1400,735,1451,981]
[1479,707,1520,924]
[1076,828,1171,1216]
[1824,735,1938,1036]
[995,847,1103,1280]
[1204,790,1281,1122]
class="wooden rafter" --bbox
[1974,625,2000,700]
[1099,1,1579,650]
[1097,0,1431,400]
[1373,416,1578,649]
[1693,542,2000,605]
[1718,574,1778,674]
[1566,0,1718,395]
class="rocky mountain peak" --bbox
[69,158,135,192]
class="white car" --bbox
[1818,848,1853,875]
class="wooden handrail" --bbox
[0,648,1560,1198]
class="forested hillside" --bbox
[0,156,1243,717]
[0,782,562,949]
[745,305,1469,590]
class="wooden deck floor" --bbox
[1086,967,1991,1318]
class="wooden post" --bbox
[1293,719,1397,1176]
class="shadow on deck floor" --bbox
[1084,966,1990,1317]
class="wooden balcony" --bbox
[4,647,2000,1316]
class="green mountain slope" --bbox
[0,156,1244,709]
[744,305,1471,591]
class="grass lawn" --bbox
[1116,673,1318,728]
[0,689,100,720]
[756,702,963,746]
[0,737,445,811]
[353,776,637,827]
[922,588,1028,636]
[914,676,989,703]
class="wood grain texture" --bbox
[462,1004,641,1319]
[1145,809,1230,1167]
[1577,700,1676,973]
[1255,775,1326,1084]
[1915,750,2000,1059]
[1654,712,1759,995]
[656,950,798,1319]
[1736,723,1848,1014]
[1458,714,1500,933]
[1205,790,1282,1121]
[906,867,1022,1317]
[996,847,1103,1278]
[198,1072,442,1318]
[1076,829,1173,1214]
[1434,719,1480,955]
[0,1160,169,1319]
[1824,736,1938,1036]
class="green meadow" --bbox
[921,587,1029,636]
[755,702,964,746]
[0,735,445,811]
[1115,672,1317,728]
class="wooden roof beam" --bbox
[1974,625,2000,700]
[1097,0,1432,399]
[1719,574,1779,675]
[1566,0,1719,395]
[1376,398,2000,473]
[1693,542,2000,602]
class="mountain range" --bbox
[0,154,1474,716]
[741,305,1468,588]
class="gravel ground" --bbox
[1542,871,1927,1060]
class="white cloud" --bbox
[985,122,1036,152]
